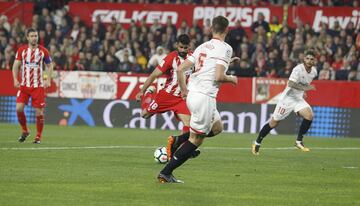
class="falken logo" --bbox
[313,10,360,31]
[92,10,178,24]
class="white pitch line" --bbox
[342,166,359,169]
[0,146,360,151]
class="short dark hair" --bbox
[177,34,190,45]
[305,50,316,57]
[212,16,229,34]
[26,28,38,36]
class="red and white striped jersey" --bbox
[15,45,52,88]
[156,51,192,97]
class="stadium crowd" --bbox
[0,0,359,81]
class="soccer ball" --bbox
[154,147,168,164]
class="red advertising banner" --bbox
[68,2,284,32]
[68,2,358,32]
[0,2,33,26]
[287,6,360,32]
[1,70,360,108]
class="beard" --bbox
[178,51,187,58]
[30,40,37,46]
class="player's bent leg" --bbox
[166,113,201,160]
[295,107,313,152]
[158,132,199,183]
[165,114,190,159]
[252,118,280,155]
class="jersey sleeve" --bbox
[289,66,300,82]
[43,48,52,64]
[15,47,23,61]
[156,53,173,73]
[215,45,232,68]
[187,47,200,64]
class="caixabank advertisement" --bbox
[1,97,356,137]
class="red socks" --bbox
[182,126,190,133]
[36,115,44,139]
[17,112,44,140]
[17,112,28,133]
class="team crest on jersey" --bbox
[34,52,42,63]
[226,49,231,58]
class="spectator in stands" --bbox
[74,51,86,70]
[135,50,148,72]
[89,55,103,71]
[115,48,135,64]
[226,20,246,55]
[332,54,344,71]
[269,15,282,35]
[251,12,270,33]
[0,51,4,69]
[0,15,10,33]
[229,59,255,77]
[177,20,189,37]
[290,36,305,62]
[318,61,335,80]
[150,19,162,33]
[277,60,293,78]
[251,25,266,45]
[3,49,14,70]
[266,50,282,71]
[147,46,167,72]
[104,54,119,72]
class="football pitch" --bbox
[0,123,359,206]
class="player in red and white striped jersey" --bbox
[136,34,192,131]
[12,28,53,144]
[136,34,200,159]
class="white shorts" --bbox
[186,91,220,135]
[272,97,311,121]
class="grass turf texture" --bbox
[0,123,359,206]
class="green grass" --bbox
[0,123,359,206]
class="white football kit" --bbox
[272,63,317,121]
[186,38,233,134]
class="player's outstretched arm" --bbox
[12,60,21,88]
[215,64,238,85]
[177,59,194,99]
[288,80,316,91]
[136,68,163,101]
